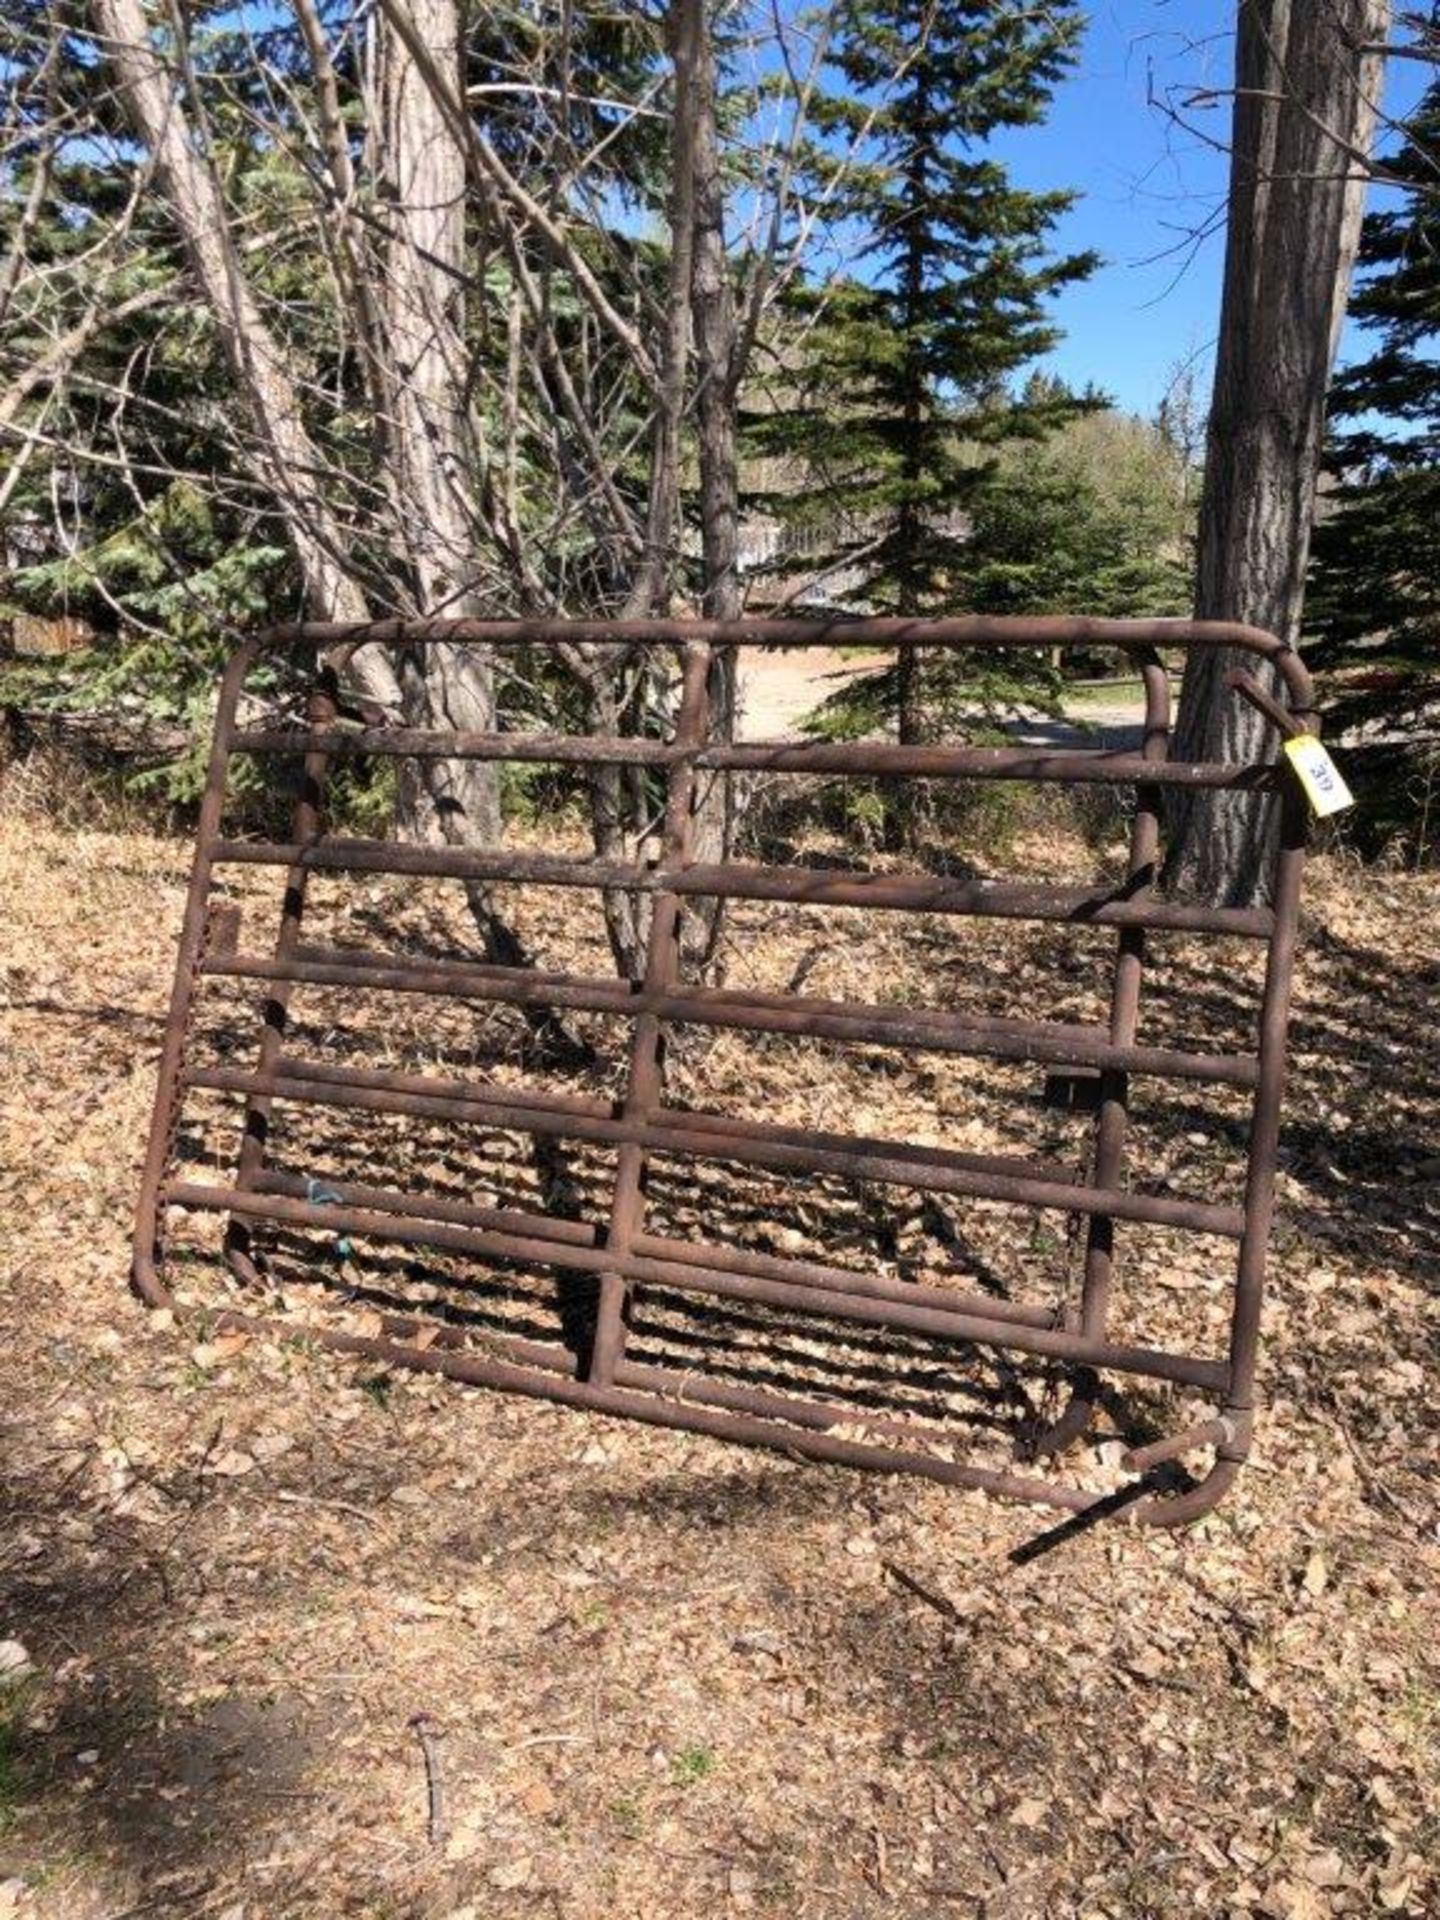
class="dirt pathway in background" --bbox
[736,648,885,738]
[737,649,1145,742]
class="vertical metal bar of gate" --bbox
[225,666,339,1285]
[1226,784,1311,1416]
[591,638,714,1384]
[133,638,258,1299]
[1040,654,1170,1453]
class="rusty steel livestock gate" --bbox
[135,617,1317,1527]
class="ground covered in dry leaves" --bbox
[1,764,1437,1920]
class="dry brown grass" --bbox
[1,782,1437,1920]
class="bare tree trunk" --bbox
[95,0,507,835]
[687,0,740,635]
[1167,0,1389,905]
[375,0,501,849]
[95,0,546,992]
[566,0,703,980]
[677,0,740,944]
[92,0,371,627]
[624,11,698,625]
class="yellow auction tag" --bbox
[1283,736,1354,818]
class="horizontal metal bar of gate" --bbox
[259,609,1315,694]
[164,1181,1230,1392]
[197,944,1262,1086]
[240,1165,1058,1327]
[208,838,1277,937]
[209,1296,1118,1513]
[180,1055,1246,1236]
[230,725,1279,790]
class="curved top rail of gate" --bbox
[252,611,1312,699]
[214,615,1316,774]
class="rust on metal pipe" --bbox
[134,614,1315,1527]
[165,1178,1230,1390]
[1121,1417,1236,1475]
[232,725,1280,790]
[261,611,1314,701]
[208,839,1277,938]
[209,1302,1113,1513]
[179,1060,1248,1237]
[197,947,1262,1085]
[1224,669,1314,742]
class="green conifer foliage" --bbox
[1307,78,1440,857]
[745,0,1096,760]
[964,404,1193,622]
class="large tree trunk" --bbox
[375,0,501,850]
[95,0,504,833]
[1167,0,1389,905]
[96,0,539,978]
[677,0,740,958]
[92,0,371,628]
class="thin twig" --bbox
[274,1487,381,1523]
[882,1558,962,1625]
[97,1879,222,1920]
[410,1712,447,1848]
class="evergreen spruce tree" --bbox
[962,399,1192,621]
[746,0,1096,757]
[0,6,324,776]
[1307,77,1440,856]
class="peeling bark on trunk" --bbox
[1167,0,1388,906]
[377,0,501,850]
[93,0,371,628]
[677,0,740,963]
[96,0,534,980]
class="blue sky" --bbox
[1001,1,1429,417]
